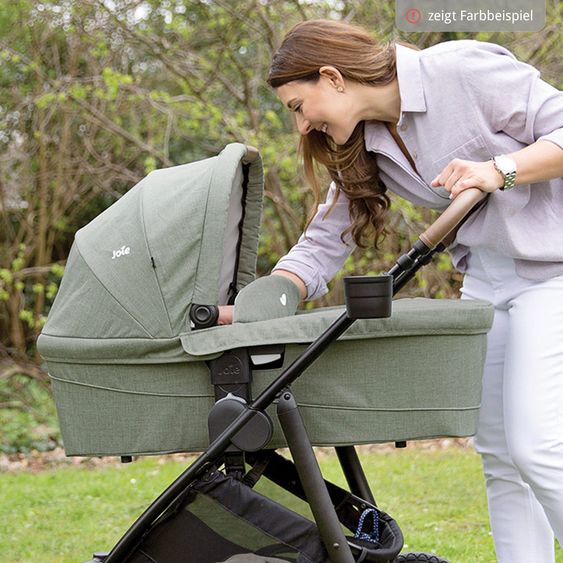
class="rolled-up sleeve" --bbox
[273,182,355,300]
[462,42,563,149]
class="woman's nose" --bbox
[295,114,312,135]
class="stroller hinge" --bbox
[207,349,274,459]
[209,349,252,402]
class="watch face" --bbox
[495,155,516,175]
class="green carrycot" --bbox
[37,143,493,458]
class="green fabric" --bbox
[254,333,486,448]
[37,298,492,364]
[49,361,213,456]
[233,275,301,323]
[193,144,264,307]
[221,556,292,562]
[139,158,213,333]
[44,298,493,457]
[39,245,155,339]
[37,333,187,364]
[75,173,174,337]
[39,143,263,344]
[183,298,493,357]
[187,494,284,552]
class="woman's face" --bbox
[276,72,357,145]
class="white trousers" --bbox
[461,247,563,562]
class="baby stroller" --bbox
[37,143,493,562]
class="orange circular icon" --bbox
[405,8,422,24]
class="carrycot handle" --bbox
[242,144,260,164]
[419,187,488,250]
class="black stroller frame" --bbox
[95,186,487,563]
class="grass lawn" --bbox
[1,444,562,562]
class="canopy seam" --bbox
[49,374,213,398]
[297,403,480,412]
[140,176,174,334]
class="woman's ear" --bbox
[319,66,345,91]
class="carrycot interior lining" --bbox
[193,145,263,311]
[218,163,244,304]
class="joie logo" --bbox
[112,246,131,259]
[218,364,241,378]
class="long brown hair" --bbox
[268,19,399,248]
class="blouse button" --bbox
[400,123,408,132]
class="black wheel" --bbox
[395,553,450,563]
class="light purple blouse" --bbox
[273,40,563,300]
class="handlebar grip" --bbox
[419,188,488,250]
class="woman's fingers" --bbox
[432,159,503,198]
[218,305,234,325]
[431,158,459,187]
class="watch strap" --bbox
[493,156,517,191]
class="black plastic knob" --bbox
[189,304,219,329]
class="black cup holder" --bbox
[343,275,392,319]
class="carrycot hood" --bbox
[41,144,263,341]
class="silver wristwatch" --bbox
[493,155,517,191]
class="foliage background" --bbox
[0,0,561,451]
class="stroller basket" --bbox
[38,144,493,562]
[128,469,330,563]
[126,466,403,563]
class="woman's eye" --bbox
[294,104,302,113]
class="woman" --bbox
[222,19,563,562]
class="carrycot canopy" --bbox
[40,143,263,343]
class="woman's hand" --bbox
[431,159,503,199]
[218,305,233,325]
